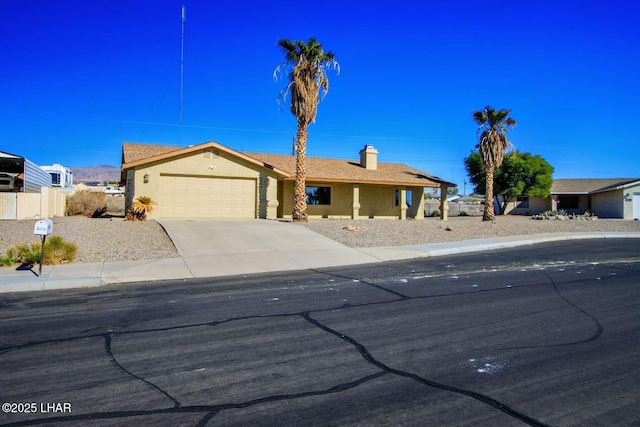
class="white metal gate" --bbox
[0,193,18,219]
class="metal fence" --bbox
[424,201,484,217]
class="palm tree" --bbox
[274,37,339,221]
[472,106,516,221]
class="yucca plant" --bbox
[127,196,155,221]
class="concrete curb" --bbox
[1,232,639,293]
[358,232,640,260]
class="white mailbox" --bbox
[34,219,53,236]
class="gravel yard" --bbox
[1,216,639,265]
[300,216,640,247]
[0,216,179,264]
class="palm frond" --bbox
[471,110,487,123]
[274,37,340,123]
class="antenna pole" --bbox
[179,5,185,147]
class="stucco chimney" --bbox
[359,144,378,170]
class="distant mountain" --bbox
[71,165,120,184]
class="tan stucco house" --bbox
[505,178,640,219]
[121,141,455,220]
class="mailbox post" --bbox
[33,219,53,276]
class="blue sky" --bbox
[2,0,638,190]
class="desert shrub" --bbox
[0,236,78,267]
[430,210,441,217]
[9,243,41,266]
[126,196,155,221]
[0,253,13,267]
[458,211,469,216]
[66,190,107,217]
[105,195,125,214]
[42,236,78,264]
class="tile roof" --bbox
[551,178,640,194]
[244,152,453,187]
[121,142,455,188]
[122,142,181,164]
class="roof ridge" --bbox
[122,142,456,187]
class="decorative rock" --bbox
[343,226,367,232]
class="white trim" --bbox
[590,180,640,194]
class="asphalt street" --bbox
[0,239,639,426]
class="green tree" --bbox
[274,38,339,221]
[471,106,517,221]
[464,151,554,214]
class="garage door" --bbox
[159,175,256,218]
[634,193,640,220]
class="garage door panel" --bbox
[160,175,256,218]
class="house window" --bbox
[306,186,331,205]
[395,190,413,207]
[49,172,61,186]
[559,196,579,210]
[516,196,529,208]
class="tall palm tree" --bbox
[274,37,339,221]
[472,106,516,221]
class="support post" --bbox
[38,235,46,276]
[440,186,449,220]
[399,187,407,220]
[352,184,360,219]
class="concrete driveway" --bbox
[157,219,381,277]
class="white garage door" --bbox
[159,175,256,218]
[634,193,640,220]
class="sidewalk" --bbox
[1,231,639,293]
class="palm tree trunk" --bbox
[483,166,495,221]
[292,122,308,222]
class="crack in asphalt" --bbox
[300,312,549,427]
[307,269,411,300]
[103,332,182,409]
[1,261,621,426]
[0,372,389,426]
[491,273,605,351]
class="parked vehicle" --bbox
[0,173,24,192]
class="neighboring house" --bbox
[121,141,455,220]
[104,185,125,196]
[74,183,125,196]
[505,178,640,219]
[40,164,74,188]
[0,151,65,220]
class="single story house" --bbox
[121,141,455,220]
[505,178,640,219]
